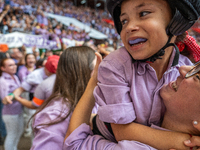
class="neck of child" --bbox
[149,46,173,81]
[162,111,200,135]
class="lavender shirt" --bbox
[31,98,72,150]
[32,74,56,107]
[21,67,48,93]
[0,72,22,115]
[94,47,193,127]
[17,65,36,82]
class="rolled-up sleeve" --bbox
[94,56,135,124]
[64,123,155,150]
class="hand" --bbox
[32,46,36,53]
[184,121,200,149]
[2,95,13,104]
[91,52,102,84]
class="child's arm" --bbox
[111,123,193,150]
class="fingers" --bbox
[95,52,102,69]
[184,121,200,148]
[2,96,13,104]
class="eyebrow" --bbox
[120,2,154,17]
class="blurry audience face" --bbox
[1,58,17,75]
[25,54,36,68]
[11,48,23,59]
[45,50,53,58]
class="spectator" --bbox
[0,58,23,150]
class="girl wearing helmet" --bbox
[88,0,200,149]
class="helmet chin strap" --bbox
[138,34,179,63]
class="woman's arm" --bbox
[111,123,193,150]
[14,95,37,109]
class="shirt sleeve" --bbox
[21,69,43,91]
[64,123,156,150]
[94,57,135,124]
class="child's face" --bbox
[120,0,172,60]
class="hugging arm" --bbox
[111,123,193,150]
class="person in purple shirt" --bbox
[64,62,200,150]
[0,58,23,150]
[30,46,97,150]
[17,53,36,82]
[91,0,199,149]
[17,53,36,137]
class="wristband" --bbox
[8,93,15,99]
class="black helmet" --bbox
[107,0,200,35]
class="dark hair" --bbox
[25,53,36,67]
[32,46,95,126]
[0,58,11,76]
[35,58,46,69]
[0,52,7,61]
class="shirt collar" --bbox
[136,48,179,76]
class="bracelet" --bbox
[8,93,15,99]
[189,134,193,150]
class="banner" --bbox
[0,32,61,50]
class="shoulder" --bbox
[179,54,194,66]
[27,68,44,79]
[33,98,69,127]
[38,74,56,88]
[0,76,6,84]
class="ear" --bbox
[1,66,5,72]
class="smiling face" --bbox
[1,59,17,75]
[26,54,36,68]
[160,65,200,117]
[120,0,172,60]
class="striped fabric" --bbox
[177,32,200,62]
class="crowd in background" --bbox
[0,0,122,49]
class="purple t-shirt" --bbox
[93,47,193,127]
[0,72,22,115]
